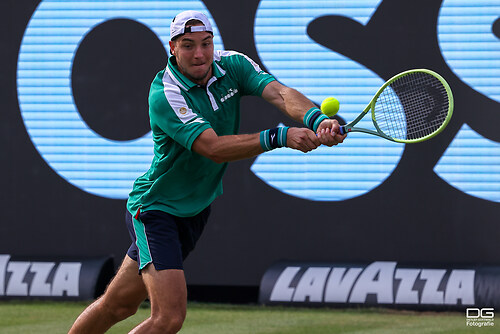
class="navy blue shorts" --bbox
[125,206,210,271]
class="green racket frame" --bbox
[339,69,454,143]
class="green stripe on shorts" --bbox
[132,217,152,270]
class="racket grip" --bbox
[339,126,346,135]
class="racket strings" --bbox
[374,72,450,141]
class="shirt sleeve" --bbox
[226,52,276,96]
[149,84,211,151]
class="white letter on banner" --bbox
[292,267,331,302]
[394,268,421,304]
[420,269,446,304]
[444,269,475,305]
[29,262,56,297]
[252,0,404,202]
[51,262,82,297]
[269,266,301,302]
[349,261,396,304]
[6,262,31,296]
[324,267,363,303]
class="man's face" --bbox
[169,24,214,86]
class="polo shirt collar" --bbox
[167,55,226,91]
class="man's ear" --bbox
[169,40,175,55]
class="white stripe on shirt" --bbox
[162,70,196,124]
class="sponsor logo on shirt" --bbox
[190,118,206,124]
[220,88,238,103]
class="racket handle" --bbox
[339,126,346,135]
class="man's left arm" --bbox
[261,80,346,146]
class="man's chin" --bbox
[188,68,210,82]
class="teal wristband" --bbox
[277,126,289,147]
[260,127,289,152]
[303,107,329,132]
[312,113,329,132]
[260,129,272,151]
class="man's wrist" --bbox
[303,107,329,132]
[260,127,289,151]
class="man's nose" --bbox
[193,45,204,58]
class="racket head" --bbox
[370,69,454,143]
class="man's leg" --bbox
[69,255,148,334]
[129,266,187,334]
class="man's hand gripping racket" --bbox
[321,69,454,143]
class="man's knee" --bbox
[152,311,186,333]
[100,295,141,321]
[113,303,141,321]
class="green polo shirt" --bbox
[127,50,276,217]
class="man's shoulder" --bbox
[214,50,255,67]
[149,68,181,107]
[149,68,166,95]
[214,49,244,60]
[214,50,264,74]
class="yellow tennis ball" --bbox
[321,97,340,117]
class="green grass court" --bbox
[0,301,495,333]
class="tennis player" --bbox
[69,10,346,334]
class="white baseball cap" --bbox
[170,10,213,40]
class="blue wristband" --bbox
[303,107,329,132]
[260,127,289,152]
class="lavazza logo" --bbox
[0,254,81,297]
[269,261,477,306]
[466,308,495,328]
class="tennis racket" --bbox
[323,69,454,143]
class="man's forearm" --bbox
[192,129,263,164]
[261,81,316,124]
[192,126,321,164]
[278,86,317,122]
